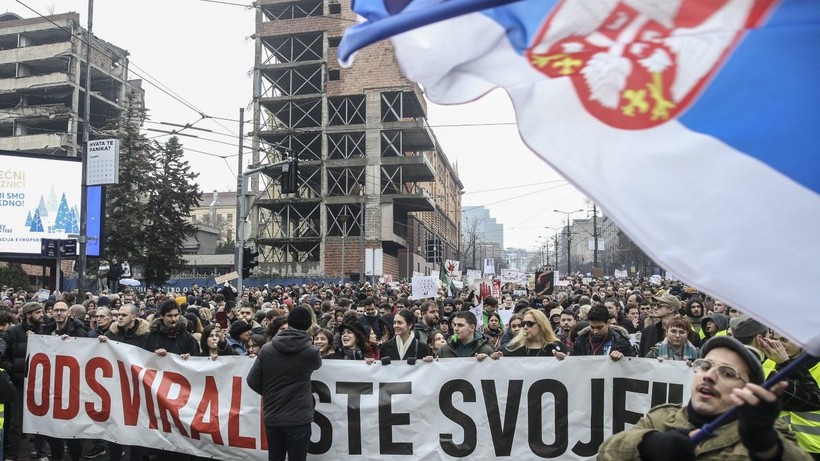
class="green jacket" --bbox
[438,332,495,358]
[597,404,811,461]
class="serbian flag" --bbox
[340,0,820,353]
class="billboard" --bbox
[0,152,103,257]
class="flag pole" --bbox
[691,352,816,444]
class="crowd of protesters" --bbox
[0,275,818,460]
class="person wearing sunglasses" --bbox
[598,336,811,461]
[502,309,567,359]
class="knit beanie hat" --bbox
[22,302,44,315]
[288,306,312,331]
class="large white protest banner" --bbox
[26,336,692,460]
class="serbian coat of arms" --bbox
[526,0,776,129]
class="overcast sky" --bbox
[7,0,588,250]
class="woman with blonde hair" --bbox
[503,308,568,359]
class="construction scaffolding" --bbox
[251,0,462,280]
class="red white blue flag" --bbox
[341,0,820,353]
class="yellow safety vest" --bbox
[778,359,820,453]
[0,367,5,428]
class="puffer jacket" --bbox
[597,403,811,461]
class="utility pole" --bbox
[77,0,94,294]
[235,108,244,294]
[554,209,583,275]
[593,203,598,269]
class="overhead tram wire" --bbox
[13,0,242,137]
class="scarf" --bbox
[657,338,699,360]
[396,334,412,360]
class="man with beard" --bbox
[42,300,88,338]
[358,297,391,344]
[414,300,440,345]
[97,303,150,461]
[141,299,198,461]
[1,302,47,460]
[639,293,682,357]
[598,336,811,461]
[555,309,577,350]
[572,305,635,361]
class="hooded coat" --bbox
[701,313,730,339]
[247,329,322,427]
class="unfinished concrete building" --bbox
[0,12,142,156]
[251,0,462,280]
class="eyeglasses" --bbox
[692,359,746,383]
[521,321,537,328]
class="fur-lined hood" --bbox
[148,316,188,334]
[108,318,150,336]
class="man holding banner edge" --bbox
[597,336,810,461]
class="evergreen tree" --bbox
[0,263,31,291]
[102,91,201,287]
[37,196,48,218]
[25,211,32,227]
[104,90,156,264]
[141,136,201,286]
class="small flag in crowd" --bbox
[340,0,820,353]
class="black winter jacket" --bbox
[1,322,43,386]
[247,329,322,427]
[380,335,431,360]
[142,317,199,356]
[42,318,88,338]
[572,325,636,357]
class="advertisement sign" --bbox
[0,153,103,257]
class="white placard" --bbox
[86,139,120,185]
[411,275,438,299]
[483,258,495,275]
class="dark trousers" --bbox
[6,385,22,458]
[108,443,144,461]
[45,436,83,461]
[264,424,311,461]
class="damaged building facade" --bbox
[0,12,142,156]
[250,0,462,280]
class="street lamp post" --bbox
[554,209,584,275]
[544,226,560,270]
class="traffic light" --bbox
[242,247,259,278]
[281,157,299,194]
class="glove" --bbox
[638,429,695,461]
[737,388,781,453]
